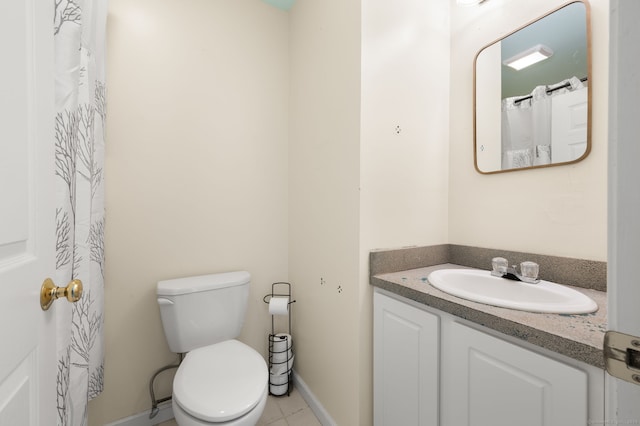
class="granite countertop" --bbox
[372,263,607,369]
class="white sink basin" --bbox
[427,268,598,314]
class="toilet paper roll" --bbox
[268,297,290,315]
[272,333,292,351]
[271,333,293,365]
[269,372,289,396]
[270,355,295,376]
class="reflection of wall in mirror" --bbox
[475,42,501,173]
[500,3,587,100]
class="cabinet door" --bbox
[444,322,588,426]
[374,292,439,426]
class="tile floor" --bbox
[158,386,321,426]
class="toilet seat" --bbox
[173,339,268,423]
[172,387,268,426]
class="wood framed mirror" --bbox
[474,1,591,174]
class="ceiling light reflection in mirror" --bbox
[503,44,554,71]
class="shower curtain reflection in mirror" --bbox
[501,76,588,170]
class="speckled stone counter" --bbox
[372,263,607,369]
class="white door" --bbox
[0,0,57,425]
[607,0,640,423]
[551,87,588,163]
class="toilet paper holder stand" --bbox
[263,282,296,396]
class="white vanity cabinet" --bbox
[373,289,604,426]
[373,290,439,425]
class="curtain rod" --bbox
[513,76,588,105]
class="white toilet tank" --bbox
[157,271,250,353]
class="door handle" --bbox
[40,278,83,311]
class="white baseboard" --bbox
[104,400,174,426]
[292,370,336,426]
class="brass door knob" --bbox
[40,278,83,311]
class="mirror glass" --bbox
[474,1,591,174]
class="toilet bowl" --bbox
[156,272,269,425]
[172,340,268,426]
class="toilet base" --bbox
[172,385,268,426]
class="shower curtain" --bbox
[501,76,585,169]
[54,0,107,424]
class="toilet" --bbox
[157,271,268,425]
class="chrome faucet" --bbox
[491,257,540,284]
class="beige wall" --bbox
[288,0,362,424]
[449,0,609,261]
[361,0,450,248]
[360,0,450,423]
[288,0,450,424]
[89,0,289,423]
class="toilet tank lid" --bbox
[157,271,250,296]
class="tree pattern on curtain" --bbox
[54,0,107,424]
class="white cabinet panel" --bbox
[445,321,588,426]
[374,292,439,426]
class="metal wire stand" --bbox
[263,282,295,396]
